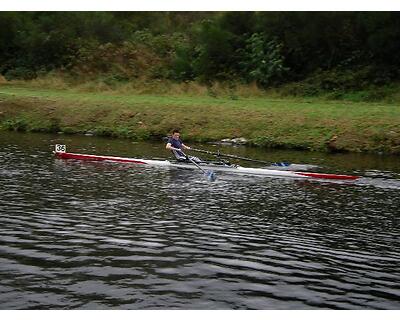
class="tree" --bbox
[240,33,288,87]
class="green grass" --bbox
[1,84,400,154]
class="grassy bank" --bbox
[1,83,399,154]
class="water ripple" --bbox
[0,135,399,309]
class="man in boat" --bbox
[165,129,201,163]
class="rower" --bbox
[165,129,201,163]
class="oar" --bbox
[190,148,290,167]
[180,150,217,182]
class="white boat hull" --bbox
[54,150,360,181]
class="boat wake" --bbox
[355,177,400,190]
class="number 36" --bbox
[55,144,66,153]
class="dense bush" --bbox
[1,12,400,93]
[239,33,288,87]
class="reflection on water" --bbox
[0,132,399,309]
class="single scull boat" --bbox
[53,145,359,181]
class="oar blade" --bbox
[205,170,217,182]
[271,162,291,167]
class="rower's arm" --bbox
[182,143,191,150]
[166,143,180,151]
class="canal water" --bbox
[0,132,399,309]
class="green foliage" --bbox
[4,67,37,80]
[3,118,29,131]
[278,66,400,101]
[2,12,400,93]
[93,126,115,137]
[240,33,288,87]
[191,19,237,82]
[171,44,196,81]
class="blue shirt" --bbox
[167,137,185,159]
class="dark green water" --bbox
[0,132,399,309]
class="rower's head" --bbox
[172,129,180,140]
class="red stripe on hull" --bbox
[55,152,147,164]
[295,172,359,180]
